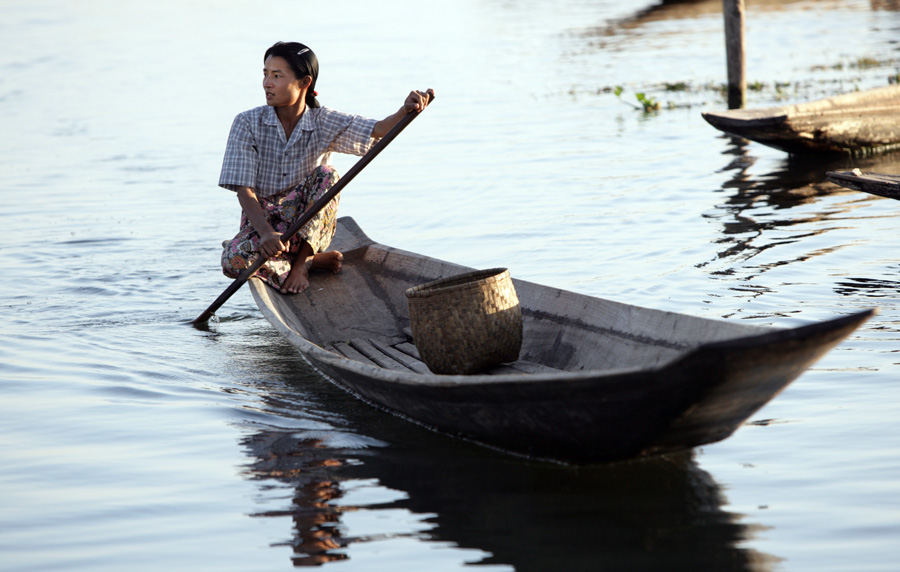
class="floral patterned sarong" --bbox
[221,165,340,290]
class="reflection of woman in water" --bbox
[246,431,349,566]
[288,478,346,566]
[219,41,433,293]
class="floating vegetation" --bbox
[601,53,900,115]
[855,57,882,70]
[614,85,660,112]
[635,91,661,112]
[811,55,900,72]
[663,81,689,92]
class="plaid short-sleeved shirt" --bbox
[218,105,378,197]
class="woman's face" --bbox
[262,55,310,108]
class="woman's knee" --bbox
[221,240,254,278]
[309,164,340,188]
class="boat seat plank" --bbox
[370,340,432,374]
[331,337,560,376]
[394,340,562,375]
[393,342,422,360]
[349,338,413,372]
[329,342,376,365]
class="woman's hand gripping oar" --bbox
[192,91,434,327]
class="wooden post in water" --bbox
[723,0,746,109]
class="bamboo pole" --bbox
[723,0,746,109]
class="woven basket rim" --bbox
[405,268,509,299]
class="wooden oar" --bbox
[192,97,433,326]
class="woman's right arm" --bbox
[235,186,286,258]
[371,89,435,139]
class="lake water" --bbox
[2,0,900,570]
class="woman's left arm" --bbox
[372,89,435,139]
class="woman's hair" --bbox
[264,41,320,109]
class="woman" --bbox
[219,41,433,293]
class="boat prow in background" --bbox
[827,169,900,200]
[249,217,874,464]
[702,84,900,157]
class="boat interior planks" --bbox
[248,217,874,464]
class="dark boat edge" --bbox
[827,170,900,201]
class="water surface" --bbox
[2,0,899,570]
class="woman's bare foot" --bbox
[280,250,342,294]
[281,261,310,294]
[310,250,343,274]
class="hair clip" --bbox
[297,48,310,56]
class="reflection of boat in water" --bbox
[578,0,843,42]
[249,217,871,464]
[824,171,900,299]
[703,138,900,277]
[702,85,900,157]
[834,275,900,298]
[347,446,781,572]
[243,423,780,571]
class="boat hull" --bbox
[702,84,900,156]
[249,217,874,464]
[827,170,900,201]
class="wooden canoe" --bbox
[827,170,900,200]
[702,84,900,156]
[248,217,874,464]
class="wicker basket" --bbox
[405,268,523,375]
